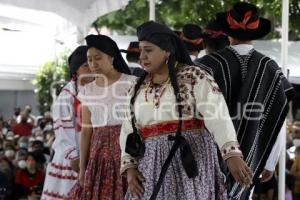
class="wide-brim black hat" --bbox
[202,19,228,39]
[181,24,204,52]
[120,41,140,54]
[216,2,271,41]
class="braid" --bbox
[130,71,148,133]
[72,74,78,95]
[129,56,182,135]
[167,55,183,134]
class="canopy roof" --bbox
[0,0,130,83]
[0,0,129,30]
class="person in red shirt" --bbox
[15,152,45,199]
[13,112,33,136]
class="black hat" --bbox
[120,41,140,54]
[85,34,131,74]
[180,24,204,52]
[120,41,140,63]
[68,46,88,79]
[203,20,228,39]
[216,2,271,41]
[173,30,181,36]
[137,21,193,65]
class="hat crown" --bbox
[229,2,259,23]
[128,42,139,49]
[182,24,202,40]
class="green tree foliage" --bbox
[96,0,299,39]
[33,52,70,114]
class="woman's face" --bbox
[139,41,169,73]
[26,156,36,170]
[87,47,114,75]
[76,63,93,84]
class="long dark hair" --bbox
[130,54,182,134]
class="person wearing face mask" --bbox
[18,136,29,150]
[68,35,136,200]
[13,112,33,137]
[17,159,27,169]
[14,150,28,169]
[4,148,15,162]
[15,153,45,199]
[41,46,94,200]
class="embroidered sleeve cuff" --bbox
[65,147,78,160]
[120,155,138,176]
[221,141,243,161]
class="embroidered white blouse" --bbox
[78,73,137,127]
[120,65,243,174]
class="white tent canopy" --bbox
[0,0,130,32]
[0,0,130,88]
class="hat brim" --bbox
[184,42,204,52]
[120,49,128,53]
[216,12,271,41]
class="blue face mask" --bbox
[19,143,28,149]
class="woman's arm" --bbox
[193,68,252,186]
[79,105,92,185]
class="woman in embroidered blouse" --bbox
[120,21,253,200]
[69,35,136,200]
[41,46,92,200]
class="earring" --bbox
[165,58,169,65]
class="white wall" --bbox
[0,90,39,120]
[0,79,35,90]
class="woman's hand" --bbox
[127,168,145,199]
[70,158,80,173]
[260,169,274,182]
[226,156,253,187]
[79,169,85,187]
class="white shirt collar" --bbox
[190,55,197,61]
[128,62,142,68]
[231,44,254,55]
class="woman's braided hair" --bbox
[130,54,182,134]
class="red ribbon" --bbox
[227,10,260,30]
[73,96,82,132]
[204,29,227,38]
[180,32,203,45]
[127,47,140,53]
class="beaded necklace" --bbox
[144,74,170,108]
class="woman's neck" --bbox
[151,64,169,84]
[95,69,121,87]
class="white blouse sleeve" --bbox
[193,71,243,160]
[264,126,285,171]
[52,89,79,160]
[119,83,139,175]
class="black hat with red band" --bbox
[216,2,271,41]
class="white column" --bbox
[278,0,289,199]
[149,0,156,21]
